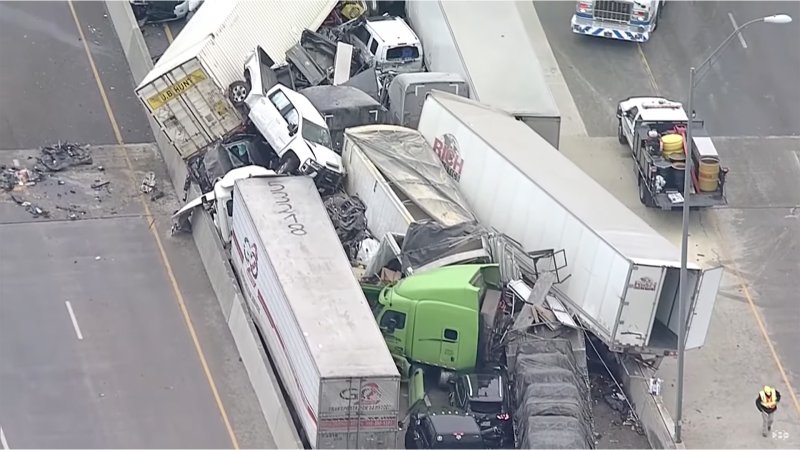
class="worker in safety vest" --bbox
[755,385,781,437]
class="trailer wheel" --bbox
[227,80,250,106]
[617,119,627,145]
[638,176,654,208]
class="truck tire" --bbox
[618,119,627,145]
[277,153,300,175]
[652,1,665,32]
[227,80,250,107]
[638,176,654,208]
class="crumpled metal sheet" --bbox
[323,192,369,263]
[37,142,92,172]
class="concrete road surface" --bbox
[0,2,272,448]
[535,1,799,447]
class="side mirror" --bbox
[288,124,298,136]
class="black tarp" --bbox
[508,339,595,449]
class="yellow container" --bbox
[698,157,720,192]
[661,134,684,156]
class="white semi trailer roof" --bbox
[235,176,397,378]
[417,92,722,355]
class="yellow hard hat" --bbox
[763,385,774,395]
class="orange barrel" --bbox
[698,156,720,192]
[661,134,684,157]
[670,162,686,189]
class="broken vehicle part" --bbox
[140,172,156,193]
[37,142,92,172]
[186,134,275,193]
[10,194,50,218]
[323,192,369,263]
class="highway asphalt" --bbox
[0,2,272,448]
[536,0,800,445]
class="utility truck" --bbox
[417,91,723,363]
[571,0,666,43]
[616,96,728,209]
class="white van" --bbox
[351,16,424,73]
[229,47,345,192]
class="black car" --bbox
[186,134,275,193]
[451,367,514,448]
[405,410,486,449]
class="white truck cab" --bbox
[571,0,665,43]
[351,16,424,73]
[228,47,345,193]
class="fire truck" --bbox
[571,0,666,43]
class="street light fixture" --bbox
[675,12,792,444]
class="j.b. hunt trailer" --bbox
[417,92,723,359]
[230,176,400,448]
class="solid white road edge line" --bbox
[1,426,10,450]
[728,12,749,49]
[65,301,84,341]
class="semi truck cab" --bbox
[571,0,665,43]
[371,264,501,375]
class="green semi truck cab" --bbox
[370,264,501,375]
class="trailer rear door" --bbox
[616,265,665,347]
[685,266,723,350]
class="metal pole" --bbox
[671,13,790,445]
[675,66,695,444]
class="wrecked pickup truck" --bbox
[135,0,343,193]
[228,46,345,192]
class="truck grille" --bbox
[315,167,342,192]
[593,0,632,23]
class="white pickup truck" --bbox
[227,47,345,192]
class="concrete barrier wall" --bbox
[105,0,186,190]
[192,208,303,449]
[105,3,301,447]
[620,357,685,450]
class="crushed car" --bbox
[450,366,515,448]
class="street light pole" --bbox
[674,13,792,444]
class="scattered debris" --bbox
[323,192,369,262]
[140,172,156,193]
[10,194,50,218]
[91,180,110,189]
[1,166,41,190]
[140,171,164,201]
[37,142,93,172]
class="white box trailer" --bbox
[342,124,476,239]
[417,92,723,356]
[230,176,400,448]
[135,0,337,159]
[405,0,562,148]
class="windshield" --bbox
[372,303,384,320]
[386,45,420,61]
[470,400,502,414]
[301,119,333,149]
